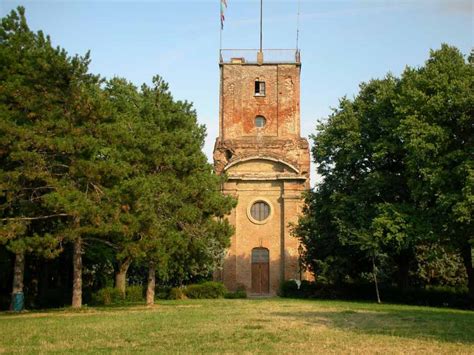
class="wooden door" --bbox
[251,248,269,294]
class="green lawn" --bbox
[0,298,473,353]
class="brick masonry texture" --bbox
[213,60,311,295]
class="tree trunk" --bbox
[10,252,25,311]
[72,237,83,308]
[115,257,132,297]
[461,242,473,300]
[146,262,156,306]
[372,254,381,304]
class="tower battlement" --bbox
[219,49,301,64]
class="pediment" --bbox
[224,157,299,175]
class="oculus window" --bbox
[250,201,270,221]
[255,81,266,96]
[255,115,266,128]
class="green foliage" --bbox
[0,7,236,308]
[279,281,471,309]
[155,286,172,300]
[169,287,187,300]
[184,282,227,299]
[125,286,144,302]
[224,290,247,299]
[415,244,467,287]
[395,45,474,297]
[224,284,247,299]
[279,280,300,297]
[279,280,318,298]
[91,287,124,306]
[103,73,236,286]
[165,282,230,300]
[295,44,473,300]
[0,5,93,258]
[0,6,122,310]
[91,285,144,305]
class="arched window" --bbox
[255,115,266,128]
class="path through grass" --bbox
[0,299,473,353]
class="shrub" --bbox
[224,290,247,299]
[225,284,247,299]
[125,286,144,302]
[91,287,124,306]
[185,281,227,299]
[155,286,172,300]
[279,280,300,297]
[279,280,472,309]
[169,287,187,300]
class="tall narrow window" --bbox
[255,81,266,96]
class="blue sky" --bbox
[1,1,472,174]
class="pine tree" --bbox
[0,7,120,308]
[1,8,236,310]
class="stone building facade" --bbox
[213,51,310,295]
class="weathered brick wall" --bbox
[213,60,311,295]
[220,64,301,139]
[213,137,310,185]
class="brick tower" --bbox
[213,49,310,295]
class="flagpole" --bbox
[219,0,222,52]
[259,0,263,52]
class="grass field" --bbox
[0,298,473,354]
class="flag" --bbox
[220,0,227,30]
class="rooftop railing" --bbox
[219,49,300,64]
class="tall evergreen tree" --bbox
[103,76,235,301]
[0,7,97,309]
[131,77,235,305]
[0,7,121,308]
[1,7,236,310]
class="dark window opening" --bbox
[255,81,266,96]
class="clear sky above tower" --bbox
[1,0,472,170]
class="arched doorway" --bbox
[251,248,269,294]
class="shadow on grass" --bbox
[0,299,209,319]
[272,306,474,344]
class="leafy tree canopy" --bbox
[295,44,472,300]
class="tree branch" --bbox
[0,214,69,221]
[83,237,118,250]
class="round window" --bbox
[250,201,270,221]
[255,115,266,128]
